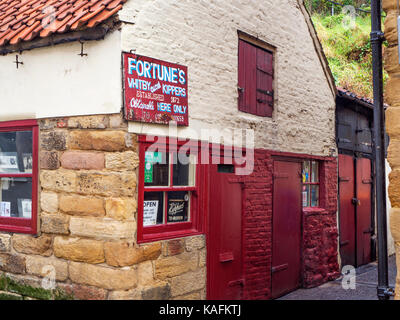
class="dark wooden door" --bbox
[339,154,356,267]
[271,160,302,299]
[356,158,373,266]
[339,154,373,267]
[208,163,243,300]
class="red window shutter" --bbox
[238,40,257,114]
[256,47,274,117]
[238,39,274,117]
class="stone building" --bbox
[0,0,339,300]
[383,0,400,301]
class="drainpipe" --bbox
[370,0,393,300]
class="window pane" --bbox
[144,151,169,187]
[311,161,319,183]
[172,153,196,186]
[0,177,32,218]
[143,192,164,226]
[311,185,319,207]
[0,131,32,174]
[167,191,190,223]
[302,161,310,183]
[302,185,310,207]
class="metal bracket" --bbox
[377,286,395,300]
[14,54,23,69]
[78,41,87,57]
[370,31,385,42]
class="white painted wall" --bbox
[120,0,337,154]
[0,31,122,121]
[0,1,336,155]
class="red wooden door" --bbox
[339,154,356,267]
[356,158,372,266]
[271,160,302,299]
[207,164,243,300]
[339,155,373,267]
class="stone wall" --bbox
[383,0,400,300]
[0,113,206,300]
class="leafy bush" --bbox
[305,0,371,15]
[311,11,387,100]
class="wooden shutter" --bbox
[256,47,274,117]
[238,39,274,117]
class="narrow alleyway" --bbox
[279,255,397,300]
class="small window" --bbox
[238,38,274,117]
[138,138,202,243]
[0,120,38,234]
[302,160,319,208]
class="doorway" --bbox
[339,154,373,267]
[271,160,302,298]
[207,163,244,300]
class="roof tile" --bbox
[0,0,125,47]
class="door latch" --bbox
[352,198,361,206]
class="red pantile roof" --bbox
[0,0,125,47]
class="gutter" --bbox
[370,0,394,300]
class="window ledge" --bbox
[138,229,203,244]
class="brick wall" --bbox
[240,150,339,299]
[0,114,339,300]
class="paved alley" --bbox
[279,255,397,300]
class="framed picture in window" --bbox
[18,198,32,219]
[0,152,18,172]
[22,153,33,173]
[0,120,38,234]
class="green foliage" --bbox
[311,11,387,99]
[305,0,371,15]
[0,273,74,300]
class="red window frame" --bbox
[302,160,320,208]
[238,38,274,117]
[137,136,205,243]
[0,119,38,234]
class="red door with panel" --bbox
[207,163,243,300]
[339,154,373,267]
[339,154,356,267]
[271,160,302,299]
[356,157,373,266]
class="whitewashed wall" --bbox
[120,0,337,154]
[0,31,122,121]
[0,0,336,155]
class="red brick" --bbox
[60,151,105,170]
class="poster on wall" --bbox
[18,199,32,218]
[0,152,18,172]
[143,200,159,226]
[22,153,33,173]
[122,52,189,126]
[0,201,11,217]
[144,151,163,183]
[167,196,188,223]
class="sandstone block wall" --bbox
[0,113,206,300]
[384,0,400,300]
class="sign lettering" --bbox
[123,53,189,126]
